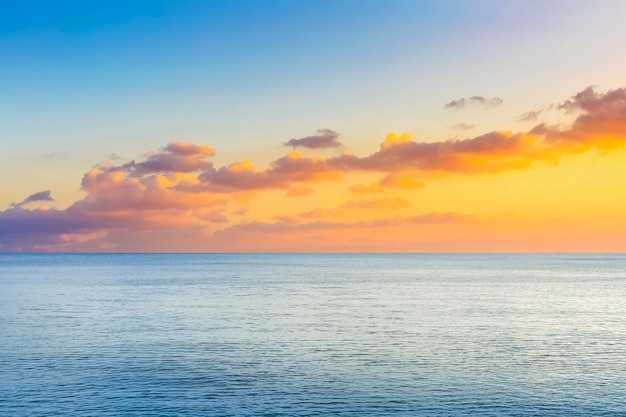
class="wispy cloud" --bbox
[444,98,466,109]
[445,95,503,110]
[285,128,342,149]
[219,212,470,234]
[448,123,475,130]
[469,95,503,107]
[11,190,54,207]
[518,110,543,122]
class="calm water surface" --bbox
[1,254,625,416]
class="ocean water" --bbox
[1,254,625,416]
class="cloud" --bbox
[203,211,475,252]
[445,96,503,109]
[329,131,540,174]
[379,173,425,189]
[163,142,215,156]
[449,123,475,130]
[336,87,620,177]
[533,86,626,150]
[219,211,470,234]
[444,98,466,109]
[111,141,215,177]
[0,156,231,251]
[470,95,503,107]
[194,208,229,223]
[232,207,249,216]
[0,206,103,236]
[199,151,341,191]
[3,86,626,251]
[194,119,588,194]
[285,128,342,149]
[25,190,54,202]
[298,208,336,219]
[79,168,225,212]
[12,190,54,207]
[518,110,543,122]
[280,197,411,223]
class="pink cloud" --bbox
[535,87,626,150]
[329,131,538,174]
[379,173,425,189]
[3,87,626,251]
[111,141,214,177]
[199,151,341,190]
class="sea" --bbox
[1,253,625,416]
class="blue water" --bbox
[1,254,625,416]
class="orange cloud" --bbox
[534,87,626,151]
[80,169,224,212]
[379,173,425,189]
[329,130,541,174]
[199,151,341,191]
[194,208,229,223]
[2,87,626,251]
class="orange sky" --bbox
[2,87,626,252]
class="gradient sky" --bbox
[2,0,626,252]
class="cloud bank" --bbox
[2,87,626,251]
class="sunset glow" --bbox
[2,1,626,252]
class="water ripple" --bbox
[1,254,626,415]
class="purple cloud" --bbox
[12,190,54,207]
[285,129,342,149]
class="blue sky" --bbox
[2,0,626,209]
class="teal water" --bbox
[1,254,625,416]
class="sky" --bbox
[1,0,626,252]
